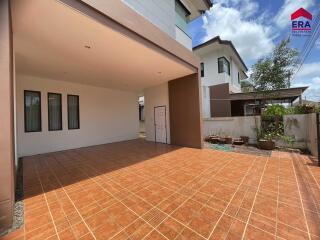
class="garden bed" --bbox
[204,142,272,156]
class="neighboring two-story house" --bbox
[193,36,248,118]
[193,36,307,118]
[0,0,211,233]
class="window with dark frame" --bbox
[218,57,230,75]
[24,90,42,132]
[238,72,240,84]
[48,93,62,131]
[201,62,204,77]
[68,95,80,130]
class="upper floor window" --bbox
[238,72,240,84]
[175,0,190,33]
[201,62,204,77]
[24,90,41,132]
[218,57,230,75]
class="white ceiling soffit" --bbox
[12,0,195,91]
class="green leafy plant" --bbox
[261,132,274,141]
[262,104,287,117]
[280,135,296,147]
[286,104,317,114]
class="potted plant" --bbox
[218,137,227,144]
[240,136,249,145]
[233,138,244,145]
[258,133,276,150]
[205,134,220,144]
[224,136,233,144]
[211,135,220,144]
[219,134,232,144]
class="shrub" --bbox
[286,104,316,114]
[262,104,287,117]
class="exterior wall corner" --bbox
[0,0,15,232]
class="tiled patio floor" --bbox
[2,139,320,240]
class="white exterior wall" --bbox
[202,86,210,118]
[200,50,241,91]
[199,49,242,117]
[175,26,192,50]
[16,75,139,157]
[123,0,175,38]
[230,58,241,93]
[144,82,170,144]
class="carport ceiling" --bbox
[12,0,195,91]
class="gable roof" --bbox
[291,8,312,20]
[193,36,248,71]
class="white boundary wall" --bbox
[306,113,318,157]
[204,114,318,157]
[203,116,261,144]
[281,114,308,149]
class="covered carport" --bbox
[12,0,203,153]
[0,0,202,232]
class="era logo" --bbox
[291,8,312,36]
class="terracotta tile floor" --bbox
[2,139,320,240]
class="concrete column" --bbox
[0,0,15,233]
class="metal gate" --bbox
[317,113,320,166]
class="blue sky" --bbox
[188,0,320,101]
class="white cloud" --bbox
[312,76,320,84]
[291,83,320,101]
[292,62,320,101]
[214,0,258,18]
[201,2,275,62]
[274,0,314,29]
[296,62,320,78]
[303,87,320,101]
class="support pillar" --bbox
[0,0,15,233]
[168,73,203,148]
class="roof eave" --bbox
[193,36,248,72]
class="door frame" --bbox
[154,105,167,144]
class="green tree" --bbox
[251,38,299,91]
